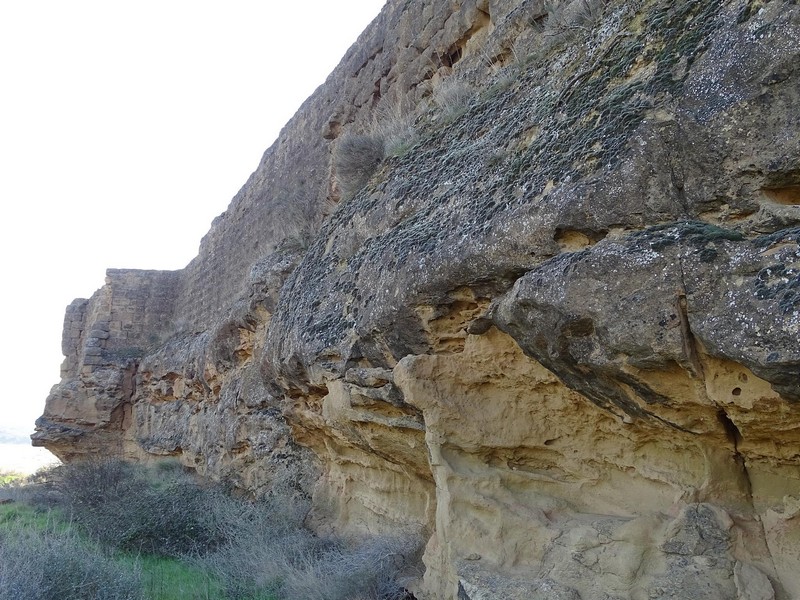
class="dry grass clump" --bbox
[275,191,336,251]
[371,102,419,158]
[430,76,475,122]
[543,0,608,38]
[332,76,475,201]
[333,132,386,200]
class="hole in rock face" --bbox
[763,186,800,205]
[563,317,595,337]
[371,79,382,106]
[553,228,608,252]
[732,387,742,396]
[440,44,463,68]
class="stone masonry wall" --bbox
[35,268,181,459]
[103,269,181,356]
[64,269,182,372]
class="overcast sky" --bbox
[0,0,386,471]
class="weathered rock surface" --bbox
[35,0,800,597]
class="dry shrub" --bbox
[15,459,422,599]
[275,191,336,250]
[281,534,421,600]
[0,523,143,600]
[41,459,228,557]
[0,475,29,504]
[201,490,422,600]
[333,133,386,200]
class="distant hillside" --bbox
[0,427,31,446]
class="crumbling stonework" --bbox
[35,269,179,460]
[36,0,800,597]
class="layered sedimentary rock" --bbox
[36,0,800,597]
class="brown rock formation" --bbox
[35,0,800,597]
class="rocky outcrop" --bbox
[36,0,800,598]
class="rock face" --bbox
[35,0,800,597]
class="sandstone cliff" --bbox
[35,0,800,598]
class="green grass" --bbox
[0,473,24,485]
[0,502,70,532]
[125,555,228,600]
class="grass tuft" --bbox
[334,133,386,200]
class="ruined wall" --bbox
[36,0,800,598]
[35,269,180,459]
[170,0,519,330]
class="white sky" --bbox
[0,0,386,471]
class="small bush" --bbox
[281,534,420,600]
[0,470,24,486]
[0,476,26,504]
[202,491,421,600]
[45,459,228,557]
[49,458,136,510]
[0,522,143,600]
[333,133,386,200]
